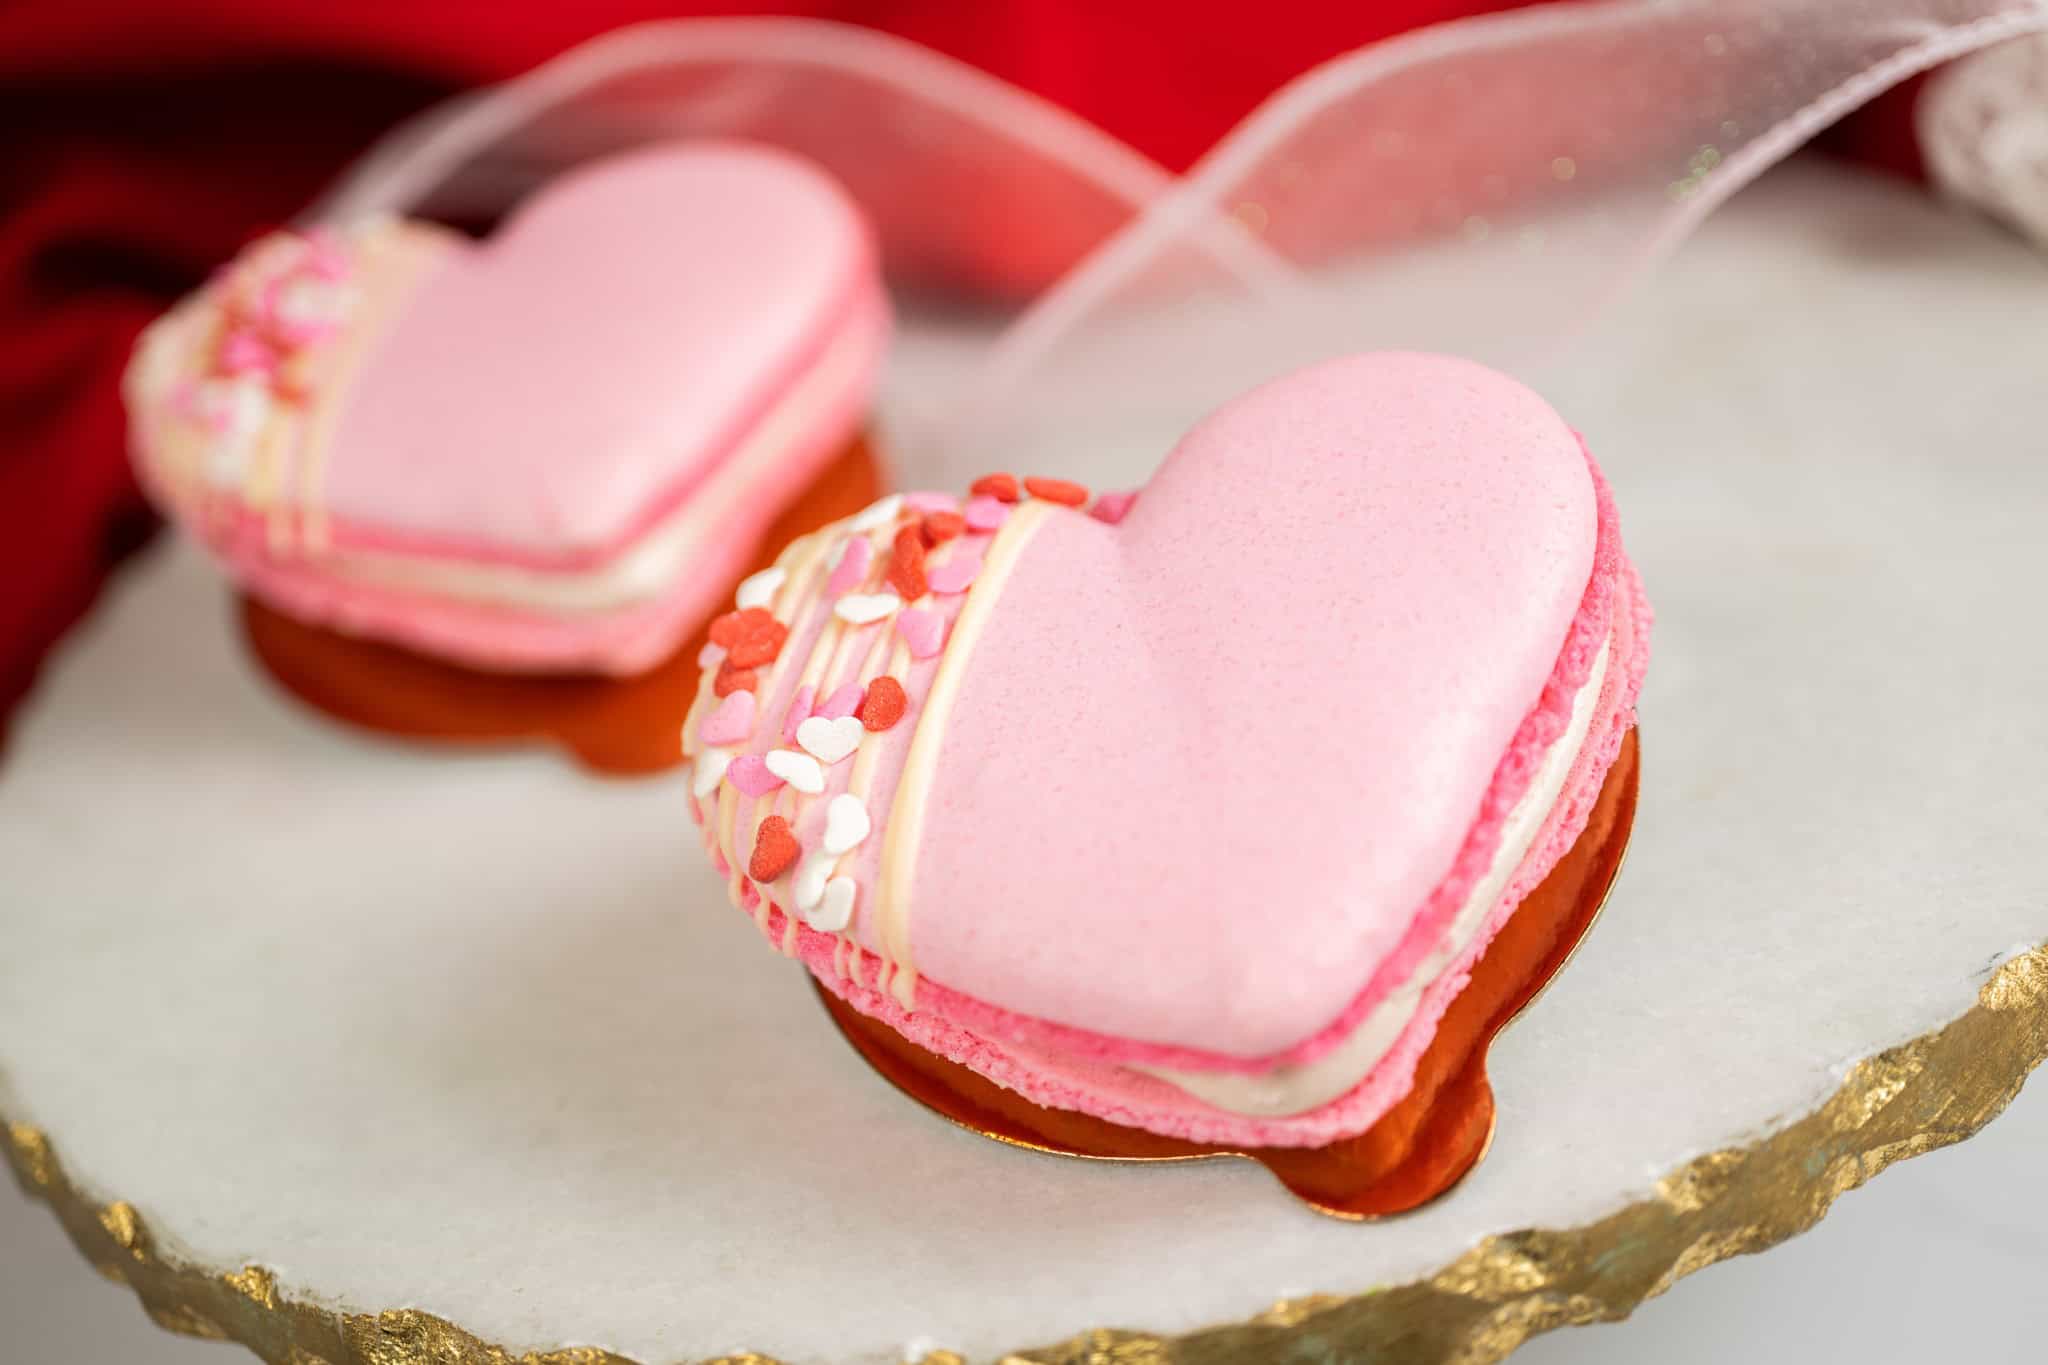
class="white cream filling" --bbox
[294,301,880,616]
[1137,636,1612,1118]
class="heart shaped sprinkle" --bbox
[793,848,835,912]
[735,566,787,611]
[1024,476,1089,506]
[905,491,961,514]
[826,537,872,598]
[963,495,1010,532]
[690,748,733,798]
[748,816,800,882]
[797,714,864,765]
[698,690,756,745]
[218,330,276,376]
[897,608,946,659]
[846,493,905,533]
[727,754,785,797]
[921,510,966,544]
[817,682,864,720]
[707,607,788,668]
[809,876,857,932]
[970,473,1020,503]
[926,551,982,595]
[764,748,826,794]
[1089,490,1137,525]
[782,685,816,744]
[834,592,902,626]
[886,525,928,600]
[822,793,872,855]
[859,676,907,731]
[712,660,757,697]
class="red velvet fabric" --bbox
[0,1,1922,724]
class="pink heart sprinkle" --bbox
[699,690,756,746]
[727,754,786,797]
[826,537,872,597]
[217,330,276,376]
[898,608,946,659]
[963,496,1010,532]
[926,551,982,595]
[905,490,961,514]
[817,682,864,720]
[783,685,816,744]
[1090,490,1138,525]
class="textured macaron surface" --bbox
[124,140,886,673]
[907,353,1601,1060]
[319,142,875,565]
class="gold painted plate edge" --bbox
[4,945,2043,1365]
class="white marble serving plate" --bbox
[2,163,2045,1365]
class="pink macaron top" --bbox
[682,355,1642,1141]
[317,143,876,569]
[123,141,887,674]
[907,353,1595,1060]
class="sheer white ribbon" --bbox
[316,3,2048,479]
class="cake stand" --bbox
[4,164,2045,1365]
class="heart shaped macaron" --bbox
[125,142,887,676]
[681,352,1648,1152]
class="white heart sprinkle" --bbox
[763,748,825,795]
[200,376,270,436]
[822,793,871,855]
[834,592,903,625]
[691,748,733,798]
[846,493,904,533]
[808,876,857,932]
[735,566,786,611]
[796,715,863,766]
[793,849,836,912]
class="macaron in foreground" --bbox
[681,352,1649,1171]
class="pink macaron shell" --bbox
[794,553,1646,1148]
[187,275,886,676]
[906,353,1600,1062]
[132,141,891,676]
[318,143,877,569]
[908,443,1636,1080]
[677,352,1650,1148]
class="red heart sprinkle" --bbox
[921,511,966,545]
[1024,476,1089,506]
[708,607,788,668]
[748,815,800,882]
[886,525,928,601]
[859,676,908,731]
[712,660,757,697]
[969,473,1020,503]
